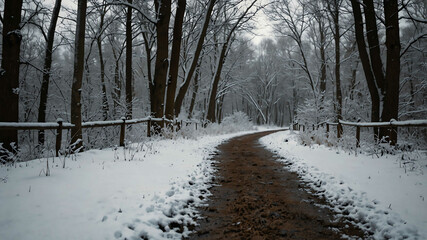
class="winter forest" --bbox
[0,0,426,156]
[0,0,426,239]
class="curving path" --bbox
[189,130,366,239]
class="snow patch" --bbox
[260,131,427,239]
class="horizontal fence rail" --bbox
[292,119,427,148]
[0,116,201,157]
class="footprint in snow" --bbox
[114,231,122,238]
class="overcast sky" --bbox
[43,0,274,45]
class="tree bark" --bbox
[0,0,23,159]
[151,0,172,132]
[350,0,380,138]
[96,7,109,121]
[37,0,62,146]
[380,0,401,145]
[207,41,228,123]
[165,0,186,120]
[188,64,200,119]
[206,0,258,122]
[125,0,133,119]
[174,0,216,117]
[363,0,385,93]
[319,19,326,102]
[142,32,153,103]
[110,44,122,117]
[332,1,343,136]
[70,0,87,151]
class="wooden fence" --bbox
[0,117,200,157]
[292,119,427,148]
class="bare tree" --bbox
[326,0,343,136]
[381,0,401,144]
[125,0,133,119]
[37,0,62,146]
[149,0,171,131]
[0,0,23,159]
[206,0,260,123]
[70,0,88,150]
[174,0,217,118]
[350,0,401,144]
[165,0,186,121]
[269,0,318,98]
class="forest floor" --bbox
[189,130,367,239]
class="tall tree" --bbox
[70,0,88,150]
[0,0,23,159]
[326,0,343,136]
[37,0,62,146]
[174,0,216,118]
[95,2,110,121]
[165,0,186,120]
[380,0,401,144]
[206,0,259,123]
[350,0,380,136]
[188,63,200,119]
[151,0,172,123]
[350,0,401,144]
[125,0,133,119]
[269,1,317,98]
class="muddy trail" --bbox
[189,130,366,240]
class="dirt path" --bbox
[189,130,366,239]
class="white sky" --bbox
[251,9,275,45]
[45,0,275,45]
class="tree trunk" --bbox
[151,0,171,132]
[292,79,297,122]
[111,47,122,117]
[142,32,153,104]
[363,0,385,93]
[96,7,109,121]
[37,0,61,146]
[97,36,109,120]
[380,0,401,145]
[332,1,343,136]
[0,0,23,159]
[319,19,326,102]
[188,65,200,119]
[350,0,380,139]
[349,60,358,100]
[174,0,216,117]
[206,0,258,123]
[70,0,88,151]
[206,42,228,123]
[165,0,186,120]
[125,0,133,119]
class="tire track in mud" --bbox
[189,130,367,239]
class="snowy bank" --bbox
[0,129,268,240]
[260,131,427,240]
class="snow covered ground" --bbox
[0,128,271,240]
[260,130,427,240]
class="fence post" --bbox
[337,122,342,138]
[55,118,63,157]
[356,126,360,148]
[162,116,165,128]
[147,117,151,137]
[195,122,198,130]
[303,125,306,132]
[312,124,315,131]
[120,117,126,147]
